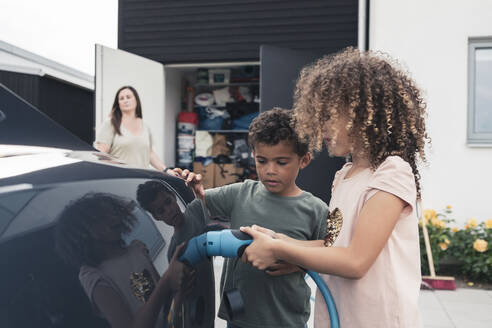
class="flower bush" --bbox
[419,206,492,282]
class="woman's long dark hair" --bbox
[111,86,143,135]
[55,193,137,268]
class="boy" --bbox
[179,108,329,328]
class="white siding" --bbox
[370,0,492,225]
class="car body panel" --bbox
[0,146,214,328]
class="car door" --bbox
[0,177,214,328]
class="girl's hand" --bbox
[240,226,278,270]
[251,224,290,242]
[172,168,205,200]
[251,224,276,238]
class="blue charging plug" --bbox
[179,229,252,266]
[178,229,340,327]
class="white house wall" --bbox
[369,0,492,225]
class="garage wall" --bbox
[118,0,359,63]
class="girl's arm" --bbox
[251,225,324,247]
[242,191,405,279]
[92,273,175,328]
[92,244,187,328]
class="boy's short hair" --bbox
[137,180,174,212]
[248,107,309,157]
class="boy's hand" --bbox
[164,243,188,293]
[173,268,196,307]
[172,168,205,200]
[165,168,181,177]
[266,261,300,276]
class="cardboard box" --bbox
[193,162,215,190]
[211,134,230,156]
[214,163,243,187]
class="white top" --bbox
[314,156,422,328]
[95,120,153,169]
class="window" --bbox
[468,37,492,144]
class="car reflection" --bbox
[52,184,217,328]
[137,181,216,327]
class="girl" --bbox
[241,47,429,327]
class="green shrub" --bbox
[419,207,491,282]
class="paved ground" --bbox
[212,258,492,327]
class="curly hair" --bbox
[293,47,430,198]
[55,193,137,268]
[248,107,309,157]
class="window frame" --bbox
[467,37,492,145]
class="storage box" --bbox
[211,134,230,156]
[193,162,215,189]
[214,163,242,187]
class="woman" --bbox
[95,86,169,171]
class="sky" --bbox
[0,0,118,75]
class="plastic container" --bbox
[177,149,193,169]
[177,112,198,135]
[177,135,195,150]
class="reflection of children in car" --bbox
[137,181,217,328]
[55,192,187,328]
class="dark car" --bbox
[0,85,217,328]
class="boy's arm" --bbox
[172,168,205,203]
[175,167,242,222]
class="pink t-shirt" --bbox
[314,156,422,328]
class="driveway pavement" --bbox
[212,258,492,327]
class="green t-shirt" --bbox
[205,180,329,328]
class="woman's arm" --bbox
[149,149,167,172]
[95,142,111,154]
[242,191,405,279]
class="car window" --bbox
[0,177,215,328]
[0,189,38,236]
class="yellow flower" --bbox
[444,238,450,245]
[452,227,459,233]
[424,209,437,220]
[466,218,478,229]
[467,282,474,287]
[438,242,448,251]
[439,220,446,229]
[486,219,492,229]
[431,217,441,227]
[473,239,488,253]
[446,205,452,210]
